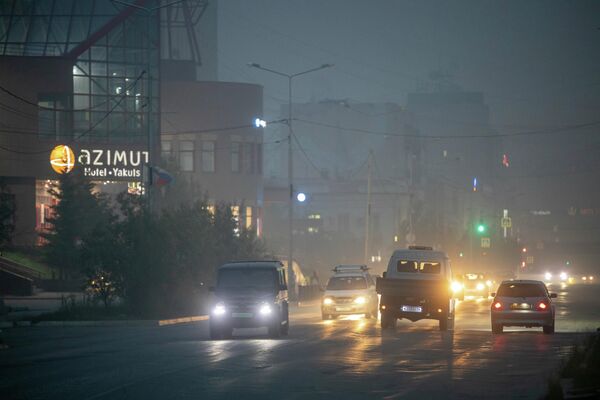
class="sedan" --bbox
[490,280,556,334]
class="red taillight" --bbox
[537,301,548,311]
[492,301,502,310]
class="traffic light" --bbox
[476,222,487,235]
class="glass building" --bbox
[0,0,160,145]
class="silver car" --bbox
[490,280,556,334]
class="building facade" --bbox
[0,0,264,245]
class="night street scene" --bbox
[1,1,600,399]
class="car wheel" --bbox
[209,325,221,340]
[543,322,555,334]
[381,312,395,329]
[268,318,282,338]
[281,319,289,336]
[439,316,448,331]
[492,323,503,334]
[222,327,233,340]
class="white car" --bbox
[321,265,378,320]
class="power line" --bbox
[0,71,146,155]
[294,118,600,140]
[290,128,325,178]
[0,81,116,112]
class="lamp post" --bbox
[248,62,333,300]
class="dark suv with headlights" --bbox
[209,261,289,339]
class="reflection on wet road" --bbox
[1,284,598,399]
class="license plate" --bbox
[401,305,422,313]
[510,303,531,310]
[335,307,351,312]
[232,312,253,318]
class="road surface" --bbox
[1,283,599,399]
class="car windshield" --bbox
[497,283,547,297]
[327,276,367,290]
[397,260,441,274]
[217,268,276,290]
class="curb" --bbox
[33,320,158,327]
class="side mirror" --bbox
[382,271,387,278]
[490,292,496,297]
[550,293,557,298]
[209,286,215,292]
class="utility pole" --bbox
[248,63,333,301]
[364,150,373,264]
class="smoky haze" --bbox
[216,0,600,277]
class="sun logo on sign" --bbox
[49,145,75,174]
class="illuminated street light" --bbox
[248,62,333,301]
[296,192,306,202]
[254,118,267,128]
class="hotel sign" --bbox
[50,145,149,180]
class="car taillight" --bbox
[492,301,502,310]
[536,301,549,311]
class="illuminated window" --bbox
[307,227,319,234]
[245,206,253,229]
[231,205,240,235]
[179,141,194,171]
[202,141,215,172]
[308,214,321,220]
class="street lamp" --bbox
[248,62,333,300]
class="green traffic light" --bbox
[477,224,486,234]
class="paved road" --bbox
[1,283,599,400]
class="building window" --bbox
[243,143,254,174]
[161,140,172,162]
[201,141,215,172]
[179,140,194,171]
[38,95,68,140]
[245,206,253,229]
[231,205,240,236]
[256,143,263,174]
[231,142,241,173]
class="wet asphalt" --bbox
[1,283,599,400]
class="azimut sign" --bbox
[50,145,149,180]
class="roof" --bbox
[390,249,448,260]
[219,260,283,270]
[499,279,544,285]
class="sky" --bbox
[217,0,600,131]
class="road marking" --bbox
[158,315,209,326]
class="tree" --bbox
[0,180,16,252]
[41,171,108,279]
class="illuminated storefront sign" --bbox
[49,145,149,180]
[49,145,75,174]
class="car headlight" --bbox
[354,296,366,305]
[545,272,552,281]
[486,280,492,287]
[213,303,226,316]
[323,297,333,305]
[451,281,463,293]
[590,276,594,281]
[259,303,272,316]
[559,272,568,281]
[476,283,485,291]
